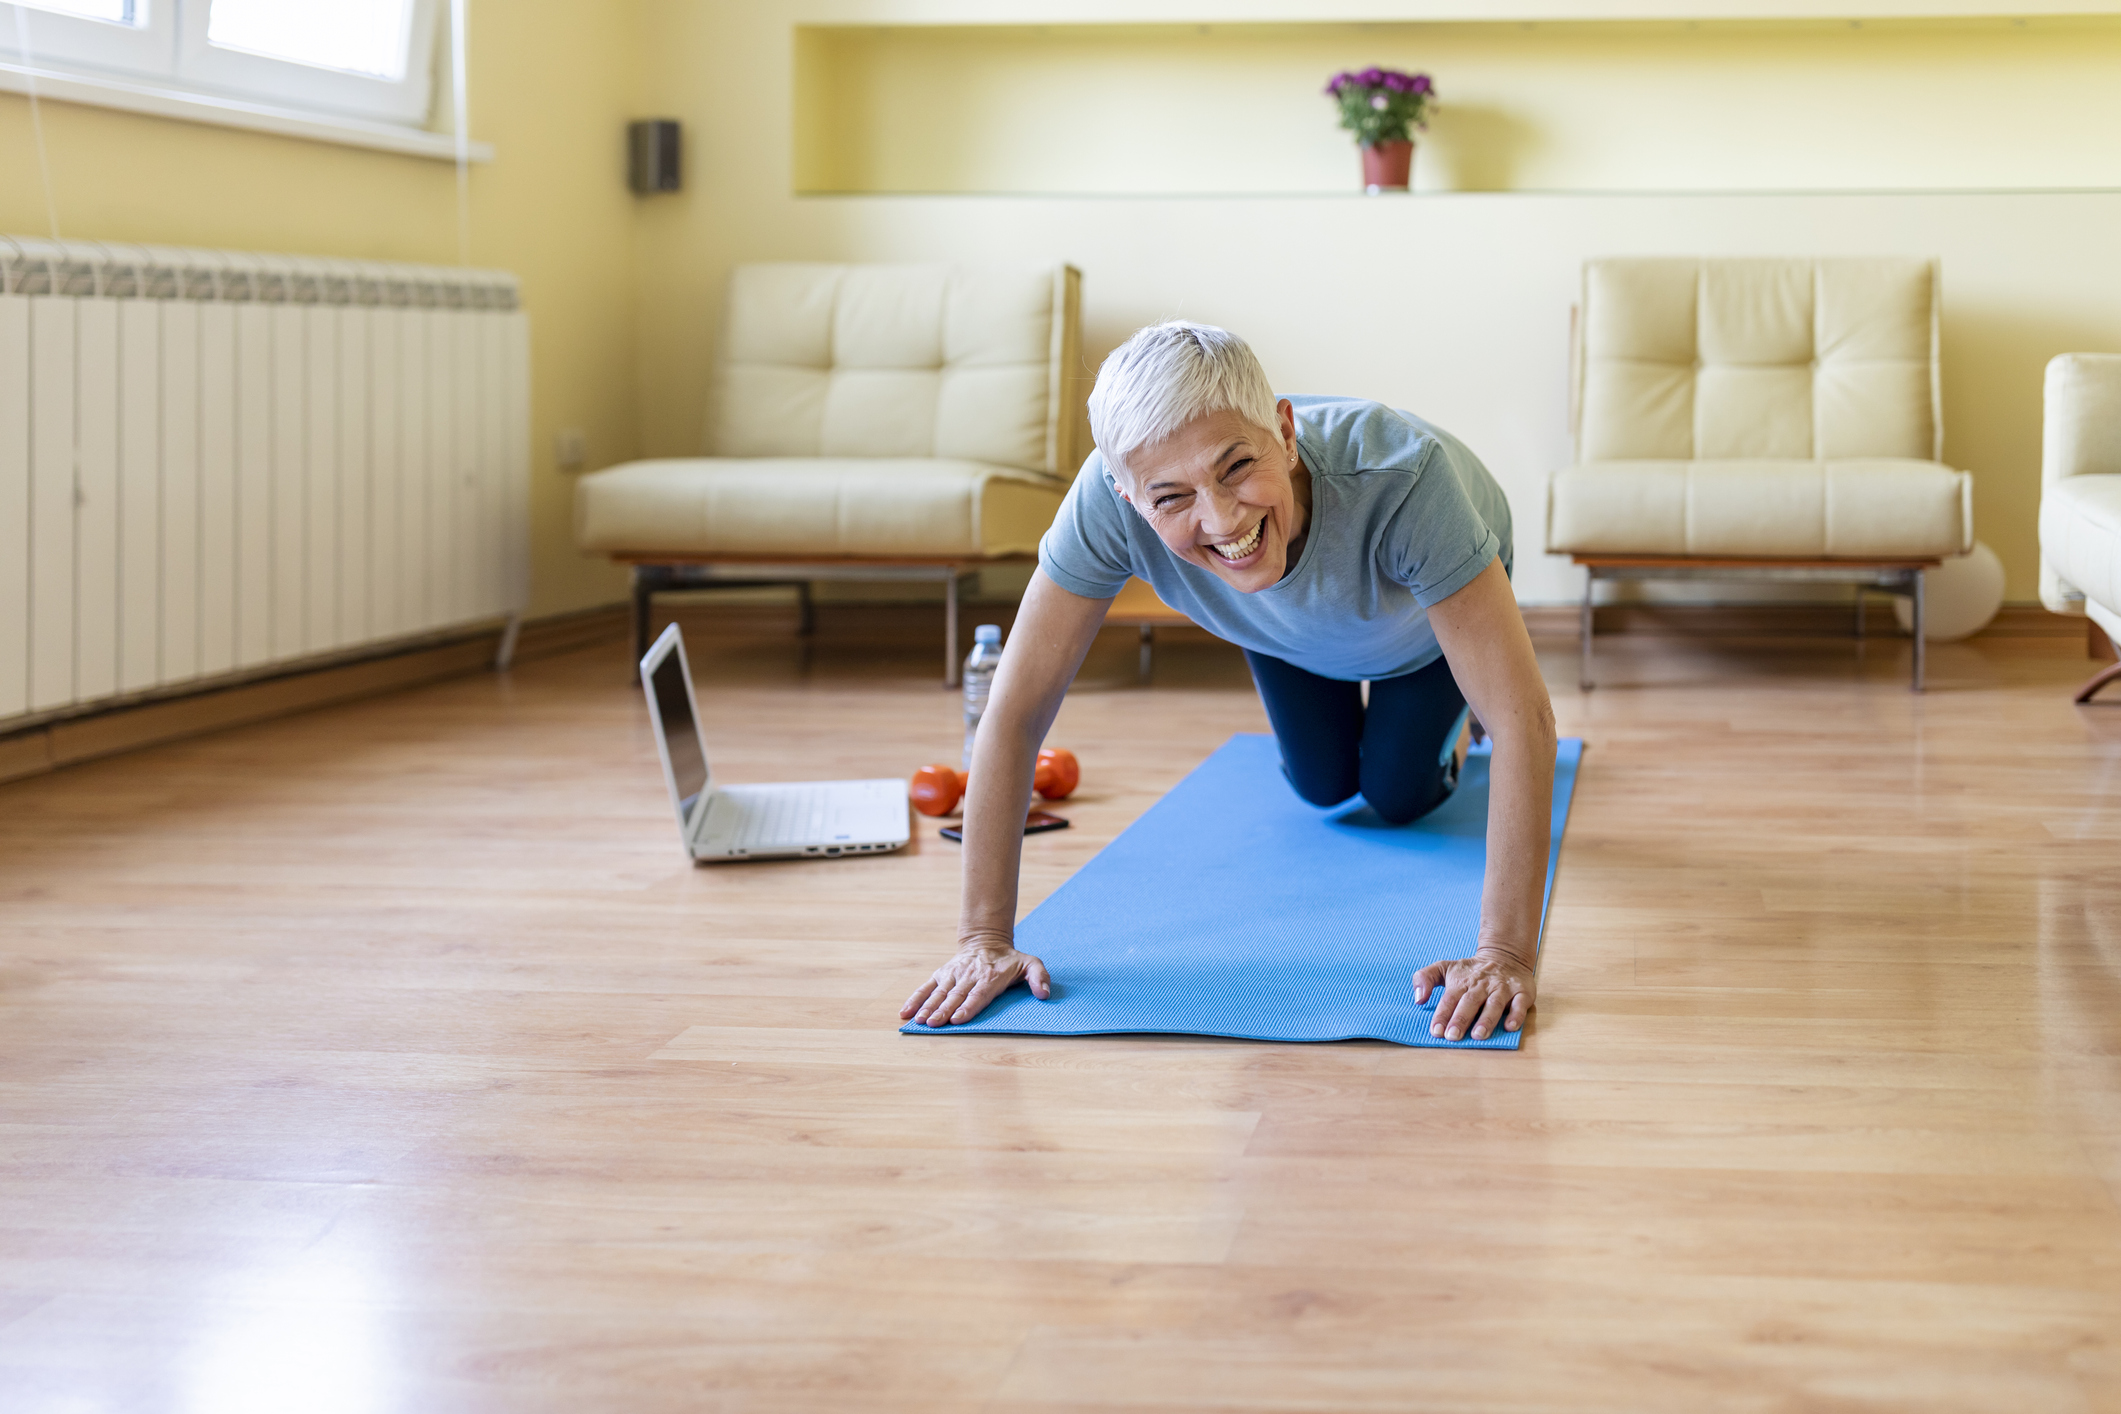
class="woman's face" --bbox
[1113,401,1310,595]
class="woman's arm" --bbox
[901,569,1113,1027]
[1416,556,1559,1041]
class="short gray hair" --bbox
[1087,321,1279,477]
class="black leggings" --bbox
[1245,649,1468,825]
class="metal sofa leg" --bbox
[2079,624,2121,702]
[2076,660,2121,704]
[1579,569,1595,692]
[797,581,815,637]
[631,566,656,663]
[944,568,961,689]
[494,613,522,672]
[1910,569,1926,693]
[1139,625,1154,685]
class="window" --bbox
[3,0,440,126]
[207,1,415,78]
[22,0,134,20]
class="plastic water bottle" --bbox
[962,624,1002,769]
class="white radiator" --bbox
[0,238,529,727]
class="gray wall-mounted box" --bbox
[628,120,681,193]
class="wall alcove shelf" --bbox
[792,14,2121,197]
[791,186,2121,200]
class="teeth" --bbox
[1212,520,1263,560]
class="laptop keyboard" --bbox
[727,784,839,848]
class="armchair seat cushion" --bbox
[576,457,1067,559]
[2039,473,2121,615]
[1548,458,1972,559]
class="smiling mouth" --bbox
[1210,519,1265,561]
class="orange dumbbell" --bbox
[1034,747,1080,801]
[911,748,1079,817]
[909,764,964,817]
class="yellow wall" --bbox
[638,1,2121,606]
[0,0,639,618]
[796,17,2121,195]
[9,2,2117,613]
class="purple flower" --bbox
[1327,65,1435,103]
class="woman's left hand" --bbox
[1413,947,1536,1042]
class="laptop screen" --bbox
[649,649,710,816]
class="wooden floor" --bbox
[4,606,2120,1413]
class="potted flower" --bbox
[1325,67,1435,193]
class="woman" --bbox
[901,322,1557,1043]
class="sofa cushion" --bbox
[712,263,1064,476]
[2039,474,2121,617]
[1579,258,1939,464]
[576,458,1067,559]
[1547,459,1972,559]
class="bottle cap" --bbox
[974,624,1001,644]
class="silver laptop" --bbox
[640,623,910,862]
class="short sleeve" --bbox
[1388,439,1502,607]
[1037,453,1137,600]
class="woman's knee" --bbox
[1281,754,1362,808]
[1247,650,1365,809]
[1361,763,1451,825]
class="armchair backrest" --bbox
[710,262,1084,478]
[2044,353,2121,487]
[1575,257,1941,464]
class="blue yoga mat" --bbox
[903,733,1583,1048]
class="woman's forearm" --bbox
[957,700,1045,943]
[1477,704,1557,964]
[953,571,1112,951]
[1421,558,1558,970]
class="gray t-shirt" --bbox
[1038,395,1512,682]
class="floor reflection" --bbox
[2038,846,2121,1171]
[183,1250,394,1414]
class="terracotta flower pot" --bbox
[1361,139,1413,193]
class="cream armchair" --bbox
[2039,354,2121,703]
[1547,257,1974,692]
[577,262,1084,684]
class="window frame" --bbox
[1,0,169,75]
[0,0,440,128]
[179,0,437,125]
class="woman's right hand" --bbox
[914,570,1102,1031]
[900,935,1052,1028]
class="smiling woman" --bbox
[902,322,1558,1045]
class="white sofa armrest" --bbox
[2044,353,2121,488]
[2040,354,2121,613]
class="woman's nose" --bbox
[1198,486,1245,535]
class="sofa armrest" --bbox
[2044,353,2121,487]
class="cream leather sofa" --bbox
[577,262,1084,683]
[2040,354,2121,703]
[1547,257,1974,692]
